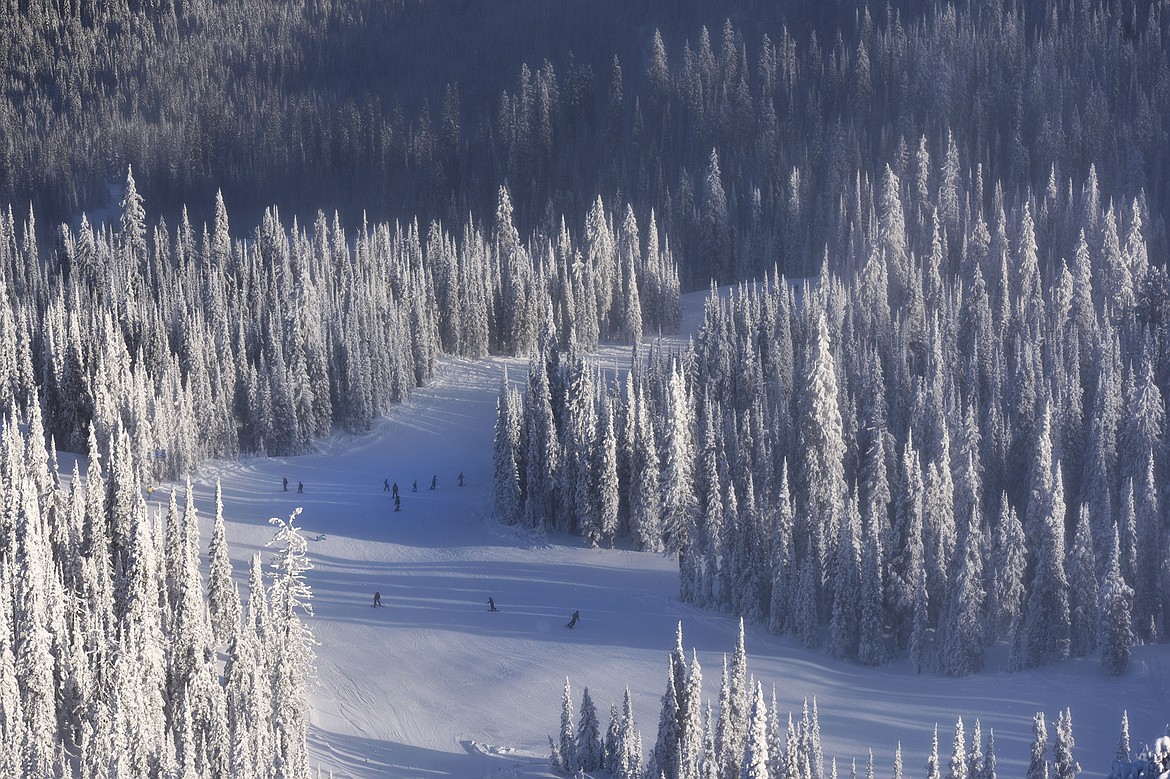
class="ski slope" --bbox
[175,290,1169,779]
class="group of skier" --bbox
[278,472,465,509]
[380,472,465,511]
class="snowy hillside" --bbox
[161,288,1170,779]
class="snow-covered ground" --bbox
[169,290,1168,779]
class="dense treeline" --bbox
[500,148,1160,675]
[548,621,1100,779]
[2,0,1168,292]
[0,168,677,480]
[0,0,852,226]
[0,410,317,777]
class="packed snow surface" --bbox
[173,289,1168,778]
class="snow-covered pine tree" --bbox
[877,165,909,303]
[649,667,681,779]
[208,480,241,646]
[549,735,564,776]
[968,720,984,779]
[630,381,662,551]
[768,461,795,635]
[741,682,770,779]
[619,206,644,345]
[0,572,24,778]
[797,311,847,610]
[702,149,732,283]
[663,361,697,562]
[1053,709,1079,779]
[784,711,802,779]
[1118,480,1137,586]
[829,491,861,660]
[985,729,997,779]
[13,467,58,777]
[717,656,731,777]
[1132,451,1161,638]
[266,509,316,779]
[948,718,967,779]
[794,537,820,648]
[1026,713,1050,779]
[523,351,560,529]
[671,622,688,725]
[1066,506,1098,658]
[989,496,1024,641]
[923,432,956,625]
[926,724,941,779]
[681,650,704,779]
[701,702,720,779]
[890,433,924,645]
[808,698,824,779]
[606,703,622,775]
[597,394,620,547]
[1116,712,1130,761]
[721,618,750,779]
[119,165,147,266]
[169,482,213,726]
[1098,525,1134,675]
[1024,408,1071,667]
[858,494,888,666]
[493,369,523,525]
[576,687,603,773]
[766,686,782,779]
[560,677,576,774]
[940,505,985,676]
[910,562,929,673]
[224,584,257,778]
[617,687,642,779]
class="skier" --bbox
[412,480,418,492]
[283,476,288,492]
[566,610,580,629]
[297,481,304,494]
[373,591,383,607]
[458,472,465,487]
[392,481,399,499]
[394,495,401,512]
[488,597,498,612]
[430,475,438,490]
[384,479,390,492]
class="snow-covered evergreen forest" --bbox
[0,168,679,476]
[2,0,1169,775]
[548,620,1135,779]
[499,152,1158,675]
[493,3,1170,677]
[0,408,316,776]
[3,1,1168,280]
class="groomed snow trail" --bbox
[174,292,1169,779]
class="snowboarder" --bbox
[384,479,390,492]
[488,597,498,612]
[297,481,304,494]
[458,472,465,487]
[430,475,438,490]
[566,610,580,629]
[394,495,401,512]
[412,480,418,492]
[373,591,383,607]
[283,477,288,492]
[392,482,399,499]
